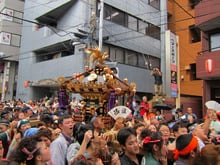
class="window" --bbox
[189,0,201,9]
[167,13,173,29]
[35,41,74,62]
[103,3,160,39]
[0,32,21,46]
[211,88,220,103]
[14,11,23,24]
[1,8,13,21]
[190,63,198,80]
[0,8,23,24]
[146,23,160,40]
[115,47,124,63]
[138,54,147,68]
[111,8,127,27]
[104,43,159,69]
[109,47,124,63]
[35,50,72,62]
[104,4,128,27]
[109,47,116,62]
[210,33,220,52]
[104,4,112,21]
[125,50,137,66]
[138,21,160,40]
[138,20,148,34]
[11,34,21,47]
[137,54,160,69]
[150,56,160,69]
[102,45,109,53]
[128,15,137,31]
[189,25,201,43]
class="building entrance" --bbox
[211,87,220,103]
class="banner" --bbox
[170,32,178,97]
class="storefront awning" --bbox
[30,78,58,87]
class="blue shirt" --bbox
[50,133,70,165]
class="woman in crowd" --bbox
[6,119,31,158]
[8,136,51,165]
[133,123,145,144]
[67,124,99,163]
[140,131,167,165]
[147,124,157,133]
[159,124,171,146]
[34,128,53,148]
[68,123,118,165]
[67,122,86,163]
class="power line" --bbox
[95,6,220,43]
[2,0,220,33]
[91,0,220,42]
[0,11,89,38]
[103,25,159,51]
[121,0,220,27]
[172,0,194,19]
[97,1,218,62]
[2,0,220,61]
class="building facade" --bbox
[195,0,220,112]
[0,0,24,101]
[167,0,203,117]
[16,0,163,101]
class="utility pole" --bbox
[88,0,97,69]
[176,36,180,108]
[0,52,7,101]
[89,0,96,47]
[1,61,10,102]
[98,0,104,51]
[160,0,168,97]
[0,53,19,101]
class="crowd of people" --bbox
[0,97,220,165]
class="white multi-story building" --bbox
[0,0,24,101]
[16,0,165,101]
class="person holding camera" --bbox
[150,67,163,99]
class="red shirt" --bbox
[140,101,149,116]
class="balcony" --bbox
[195,0,220,31]
[35,0,75,26]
